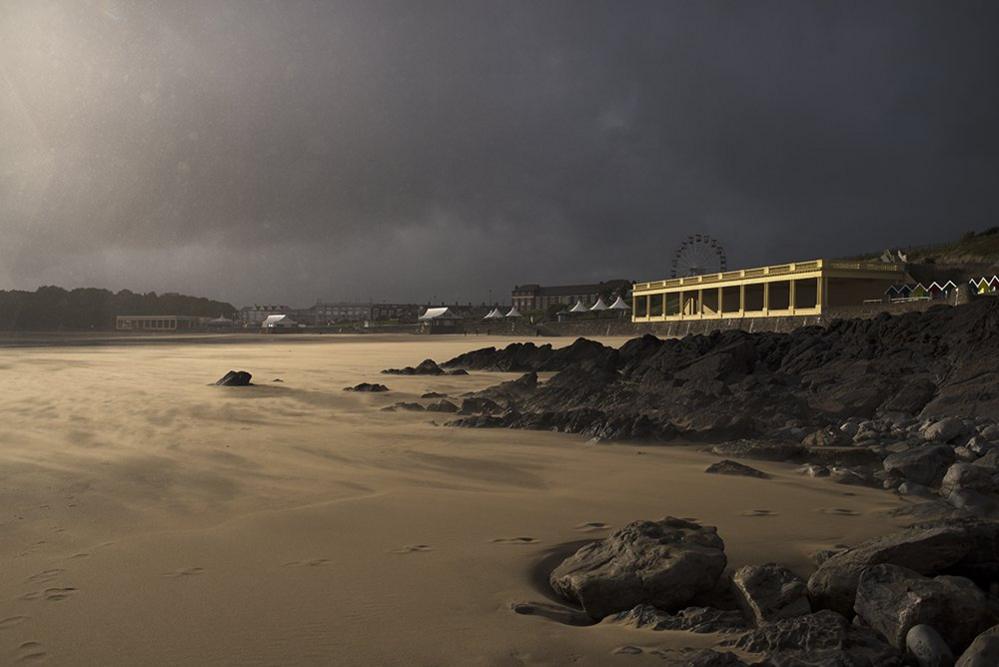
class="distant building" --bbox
[511,280,632,313]
[310,302,421,324]
[116,315,201,331]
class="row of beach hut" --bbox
[886,276,999,302]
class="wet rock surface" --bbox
[381,359,467,376]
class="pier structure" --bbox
[631,259,906,322]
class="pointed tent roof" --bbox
[569,301,589,313]
[483,308,503,320]
[419,307,461,321]
[589,297,609,311]
[608,296,631,310]
[505,307,522,318]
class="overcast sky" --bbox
[2,1,997,306]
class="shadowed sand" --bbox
[0,335,911,665]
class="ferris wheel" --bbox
[670,234,728,278]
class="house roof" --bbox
[512,279,632,297]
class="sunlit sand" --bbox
[0,335,911,664]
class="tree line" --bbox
[0,286,236,331]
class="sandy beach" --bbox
[0,335,913,665]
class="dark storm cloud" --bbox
[2,0,997,305]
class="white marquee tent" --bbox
[483,308,504,320]
[505,307,522,318]
[589,297,609,311]
[569,301,589,313]
[608,296,631,310]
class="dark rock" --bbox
[940,463,997,497]
[425,399,459,413]
[721,609,901,666]
[459,397,503,415]
[854,563,992,651]
[830,466,879,487]
[420,392,447,399]
[883,445,955,486]
[803,426,852,447]
[906,624,954,667]
[549,517,727,619]
[705,459,771,479]
[215,370,252,386]
[731,563,810,625]
[806,520,999,618]
[922,418,966,443]
[381,359,448,375]
[798,463,831,478]
[343,382,389,392]
[381,402,425,412]
[957,625,999,667]
[610,604,747,633]
[654,648,748,666]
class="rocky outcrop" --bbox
[343,382,388,392]
[381,359,467,376]
[853,564,993,651]
[883,445,955,486]
[806,520,999,617]
[731,563,810,625]
[435,301,999,441]
[424,399,459,413]
[549,517,727,619]
[704,460,770,479]
[215,370,252,386]
[721,609,901,666]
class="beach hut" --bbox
[911,283,929,300]
[483,308,504,320]
[505,307,522,318]
[608,296,631,311]
[589,297,609,311]
[569,301,589,314]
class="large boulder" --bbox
[922,418,966,443]
[721,609,901,666]
[731,563,810,625]
[549,517,726,619]
[957,625,999,667]
[883,445,956,486]
[853,564,993,651]
[215,370,252,386]
[941,463,998,497]
[806,520,999,617]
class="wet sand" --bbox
[0,335,912,665]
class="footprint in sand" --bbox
[574,522,610,532]
[390,545,432,554]
[740,509,777,518]
[284,558,331,567]
[491,537,539,545]
[613,645,644,655]
[15,641,46,663]
[68,553,89,560]
[509,601,590,626]
[0,616,29,630]
[162,567,204,578]
[43,588,76,602]
[26,570,62,584]
[819,508,860,517]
